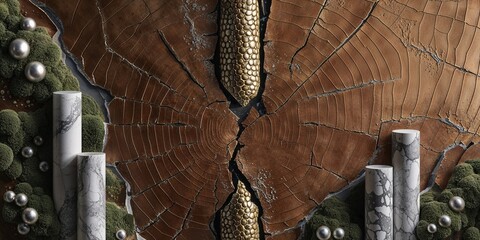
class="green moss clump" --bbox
[18,111,38,139]
[4,157,21,179]
[106,202,135,240]
[0,142,13,171]
[82,95,104,119]
[82,115,104,152]
[463,227,480,240]
[1,202,18,223]
[1,128,25,153]
[447,163,475,188]
[14,182,33,195]
[106,168,122,201]
[0,109,20,135]
[304,197,362,240]
[19,156,48,187]
[27,193,60,237]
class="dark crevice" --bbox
[212,0,271,238]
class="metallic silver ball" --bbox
[438,215,452,228]
[25,61,46,82]
[116,229,127,240]
[21,17,36,31]
[9,38,30,60]
[22,208,38,224]
[3,190,15,203]
[17,222,30,235]
[449,196,465,212]
[15,193,28,207]
[316,226,331,240]
[427,223,437,233]
[33,136,43,146]
[39,161,49,172]
[333,228,345,239]
[21,146,34,158]
[17,223,30,235]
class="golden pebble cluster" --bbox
[221,181,260,240]
[219,0,261,106]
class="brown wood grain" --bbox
[33,0,480,239]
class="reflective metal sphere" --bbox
[116,229,127,240]
[3,190,15,203]
[21,146,34,158]
[333,227,345,239]
[449,196,465,212]
[427,223,437,233]
[25,61,46,82]
[9,38,30,60]
[39,161,49,172]
[15,193,28,207]
[17,223,30,235]
[22,208,38,224]
[438,215,452,228]
[316,226,331,240]
[21,17,36,31]
[33,136,43,146]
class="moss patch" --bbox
[106,202,135,240]
[82,115,104,152]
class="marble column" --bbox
[77,152,106,240]
[53,91,82,239]
[392,129,420,240]
[365,165,393,240]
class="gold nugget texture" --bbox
[220,0,260,106]
[221,181,260,240]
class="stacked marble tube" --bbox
[365,165,394,240]
[53,91,82,239]
[77,152,106,240]
[392,129,420,239]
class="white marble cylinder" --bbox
[53,91,82,239]
[392,129,420,240]
[77,152,106,240]
[365,165,393,240]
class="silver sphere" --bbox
[15,193,28,207]
[17,223,30,235]
[438,215,452,228]
[33,136,43,146]
[449,196,465,212]
[9,38,30,60]
[21,146,34,158]
[427,223,438,233]
[25,61,46,82]
[39,161,49,172]
[21,17,36,31]
[3,190,15,203]
[116,229,127,240]
[316,226,331,240]
[22,208,39,224]
[333,228,345,239]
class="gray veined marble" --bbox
[78,152,106,240]
[392,129,420,240]
[53,91,82,240]
[365,165,393,240]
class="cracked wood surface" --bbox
[32,0,480,239]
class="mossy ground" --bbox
[0,0,115,239]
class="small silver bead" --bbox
[25,61,46,82]
[3,190,15,203]
[316,226,331,240]
[22,208,39,225]
[333,227,345,239]
[15,193,28,207]
[21,146,34,158]
[116,229,127,240]
[449,196,465,212]
[39,161,49,172]
[17,223,30,235]
[427,223,437,233]
[9,38,30,60]
[438,215,452,228]
[21,17,36,31]
[33,136,44,146]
